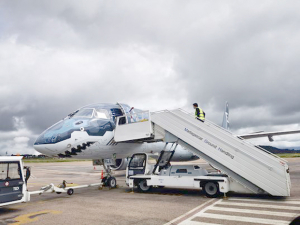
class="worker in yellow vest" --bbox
[193,103,205,122]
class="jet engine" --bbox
[107,158,129,171]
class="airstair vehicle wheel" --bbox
[138,179,152,192]
[108,177,117,188]
[67,188,74,195]
[203,182,220,198]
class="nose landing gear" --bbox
[101,159,117,189]
[102,176,117,189]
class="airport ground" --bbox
[0,158,299,225]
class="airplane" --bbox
[34,102,300,172]
[33,103,198,171]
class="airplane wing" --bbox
[238,130,300,142]
[221,102,300,142]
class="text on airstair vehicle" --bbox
[218,147,234,159]
[184,128,203,140]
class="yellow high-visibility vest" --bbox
[195,107,205,121]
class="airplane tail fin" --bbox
[222,102,229,130]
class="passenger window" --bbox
[8,163,21,179]
[0,163,8,180]
[0,163,21,180]
[176,169,187,173]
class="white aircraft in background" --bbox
[33,102,300,171]
[221,102,300,142]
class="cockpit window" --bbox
[94,109,109,119]
[73,108,94,118]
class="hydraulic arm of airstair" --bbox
[114,109,291,196]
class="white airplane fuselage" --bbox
[33,103,197,165]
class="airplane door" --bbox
[116,103,133,114]
[116,103,134,124]
[114,103,152,142]
[0,162,24,204]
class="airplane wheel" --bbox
[67,188,74,195]
[138,179,152,192]
[108,177,117,189]
[203,182,220,198]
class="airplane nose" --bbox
[33,116,114,155]
[33,118,94,155]
[34,120,66,146]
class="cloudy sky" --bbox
[1,1,300,155]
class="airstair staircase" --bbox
[114,109,291,196]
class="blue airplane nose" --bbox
[33,118,92,155]
[34,120,73,145]
[33,116,115,154]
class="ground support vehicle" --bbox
[0,156,115,207]
[126,150,245,198]
[116,109,291,197]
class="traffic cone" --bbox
[94,166,96,170]
[101,170,104,179]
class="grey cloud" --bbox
[0,0,300,152]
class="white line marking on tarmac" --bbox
[217,201,300,210]
[211,206,299,217]
[176,199,222,225]
[179,221,221,225]
[227,198,300,205]
[167,197,300,225]
[198,213,291,225]
[164,198,217,225]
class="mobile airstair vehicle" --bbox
[115,109,291,197]
[0,156,111,207]
[126,150,231,197]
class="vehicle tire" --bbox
[137,179,152,192]
[67,188,74,195]
[203,182,220,198]
[108,177,117,189]
[56,192,62,194]
[158,186,165,188]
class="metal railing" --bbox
[152,108,284,162]
[116,110,150,125]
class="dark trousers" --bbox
[196,117,204,122]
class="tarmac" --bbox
[0,158,299,225]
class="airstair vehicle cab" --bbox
[116,109,291,197]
